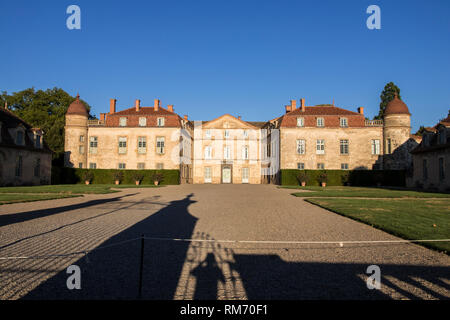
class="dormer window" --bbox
[16,130,24,145]
[119,117,127,127]
[316,117,324,127]
[297,117,304,127]
[439,129,446,144]
[157,117,165,127]
[139,117,147,127]
[35,134,41,148]
[340,118,348,127]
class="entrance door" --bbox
[242,167,249,183]
[204,167,212,183]
[222,166,231,183]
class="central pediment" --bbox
[202,114,259,129]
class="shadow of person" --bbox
[190,252,225,300]
[23,193,198,300]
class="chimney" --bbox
[110,99,116,114]
[100,113,106,122]
[285,105,292,113]
[358,107,364,115]
[291,100,297,109]
[167,105,174,112]
[135,99,140,111]
[184,115,188,121]
[238,116,241,120]
[154,99,160,111]
[300,98,305,112]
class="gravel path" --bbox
[0,184,449,300]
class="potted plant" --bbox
[152,173,163,186]
[132,172,144,185]
[82,170,94,185]
[341,172,350,186]
[297,171,309,187]
[317,171,328,187]
[112,171,124,185]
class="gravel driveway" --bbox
[0,184,449,300]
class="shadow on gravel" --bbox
[23,193,198,300]
[0,193,138,228]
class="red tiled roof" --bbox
[287,105,361,116]
[66,94,88,116]
[385,94,410,115]
[112,106,174,116]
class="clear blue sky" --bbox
[1,0,449,131]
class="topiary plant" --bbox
[296,171,309,186]
[82,170,94,184]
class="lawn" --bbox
[0,193,81,205]
[286,186,450,198]
[305,198,450,253]
[0,184,161,194]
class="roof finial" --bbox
[76,93,80,100]
[332,99,335,107]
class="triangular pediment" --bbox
[202,114,258,129]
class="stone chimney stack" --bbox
[135,99,140,112]
[358,107,364,115]
[300,98,305,112]
[238,116,241,120]
[154,99,160,111]
[168,105,174,112]
[110,99,116,114]
[285,105,291,113]
[291,100,297,109]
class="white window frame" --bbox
[242,145,249,160]
[317,163,325,170]
[341,163,349,170]
[340,118,348,127]
[89,163,97,169]
[157,117,165,127]
[316,139,325,154]
[242,167,249,183]
[297,117,304,127]
[89,136,98,154]
[371,139,380,155]
[139,117,147,127]
[340,139,349,155]
[119,117,127,127]
[224,145,231,160]
[138,136,147,154]
[204,146,212,160]
[297,163,305,170]
[316,117,324,127]
[205,129,211,139]
[204,167,212,183]
[224,129,230,138]
[156,137,165,154]
[296,139,305,154]
[118,137,127,154]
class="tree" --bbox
[414,126,427,136]
[375,82,401,120]
[0,87,92,162]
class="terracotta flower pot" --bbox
[85,181,90,185]
[115,180,120,185]
[135,181,140,186]
[301,181,306,187]
[321,182,326,187]
[154,181,159,186]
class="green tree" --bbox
[414,126,427,136]
[375,82,401,120]
[0,88,92,162]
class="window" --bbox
[15,156,22,177]
[317,163,325,169]
[371,139,380,155]
[79,145,85,154]
[340,139,349,155]
[242,146,249,160]
[296,139,305,154]
[340,118,348,127]
[79,135,85,142]
[423,159,427,180]
[386,138,392,154]
[139,117,147,127]
[34,159,40,177]
[224,130,230,138]
[156,137,165,154]
[297,117,304,127]
[439,130,446,144]
[157,117,165,127]
[204,167,212,183]
[35,134,41,148]
[297,163,305,170]
[89,163,97,169]
[242,167,249,183]
[89,136,98,154]
[16,130,24,145]
[137,163,145,169]
[341,163,349,170]
[119,117,127,127]
[204,146,212,159]
[118,137,127,154]
[78,162,83,169]
[156,163,164,169]
[316,117,324,127]
[138,137,147,154]
[316,139,325,154]
[205,129,211,138]
[243,130,249,138]
[439,158,445,181]
[224,146,231,160]
[118,163,126,169]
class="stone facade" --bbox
[0,108,52,186]
[64,95,415,185]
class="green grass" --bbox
[0,184,161,194]
[285,186,450,198]
[0,193,81,205]
[305,198,450,253]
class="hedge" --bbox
[52,167,180,185]
[280,169,406,187]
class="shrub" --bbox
[82,170,94,182]
[296,171,309,184]
[112,171,124,182]
[151,173,164,183]
[132,172,144,182]
[341,172,350,186]
[317,171,328,183]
